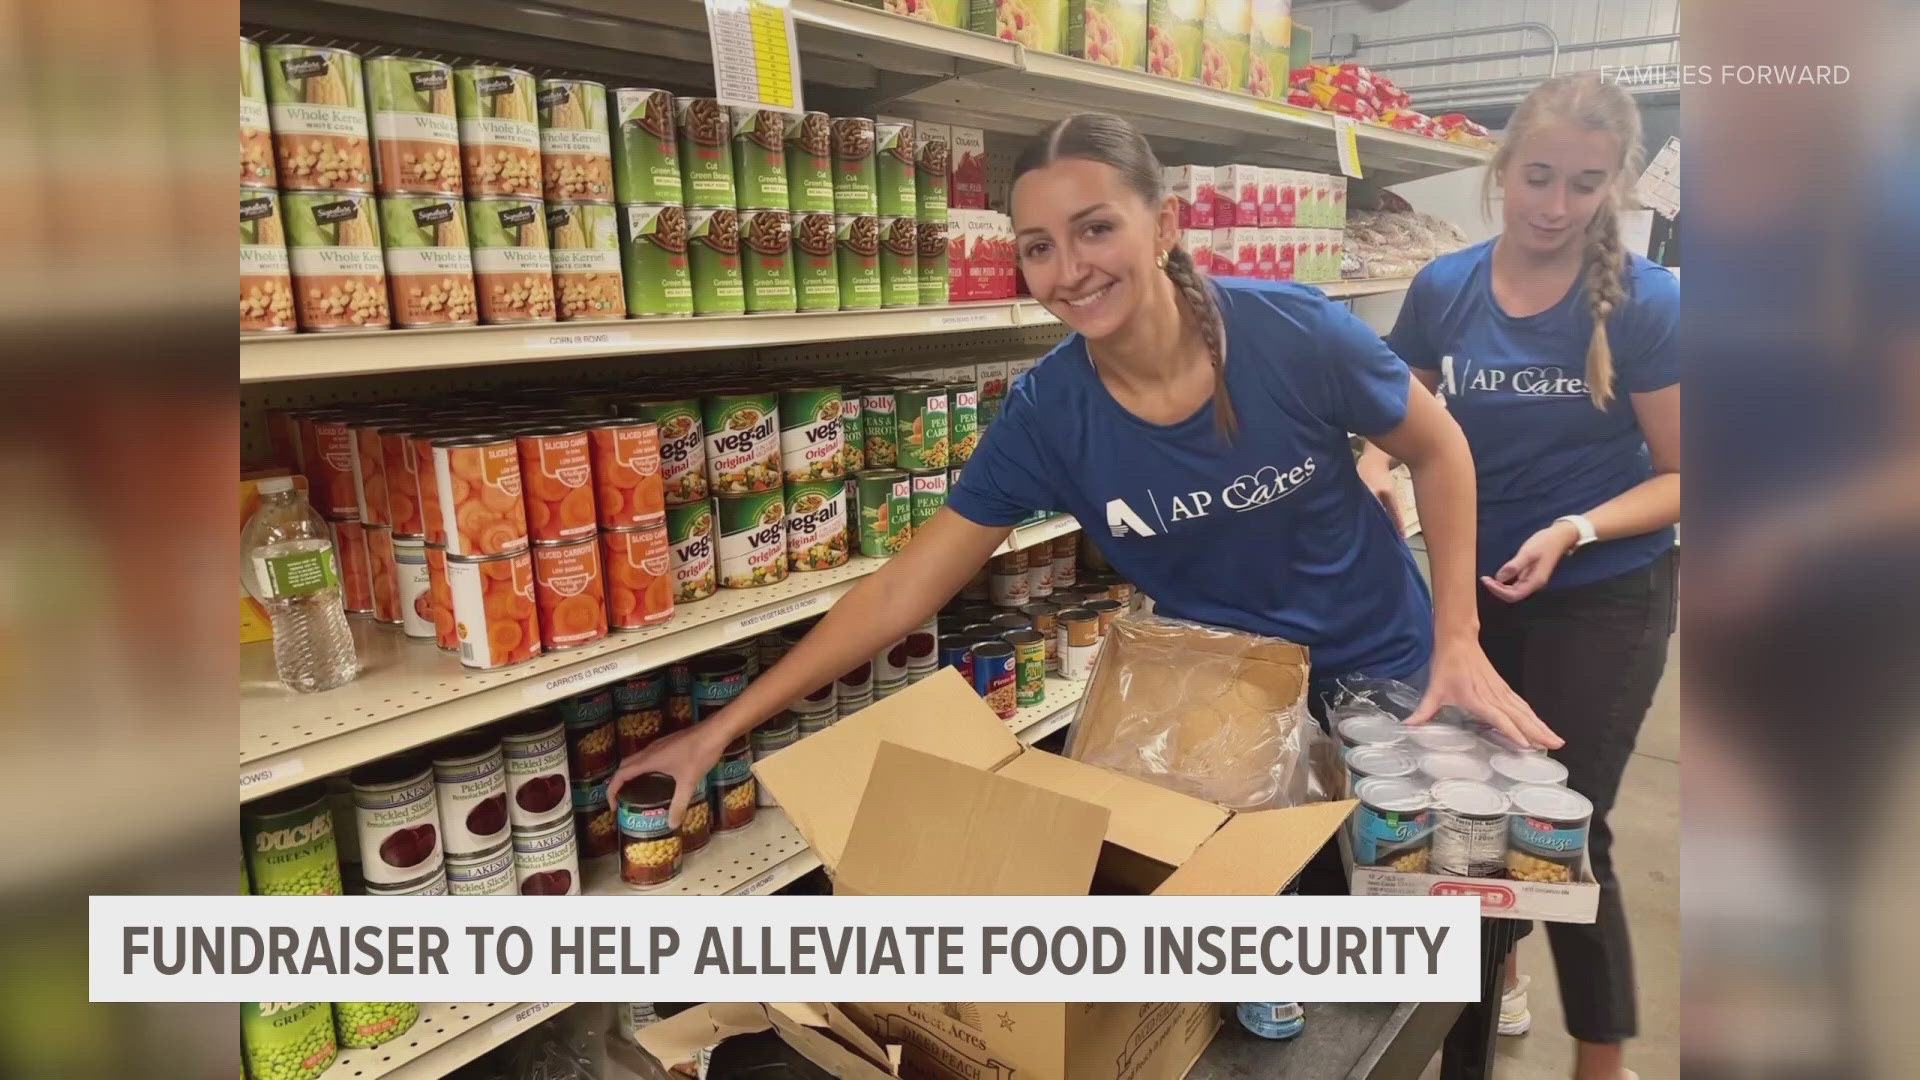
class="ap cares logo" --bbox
[1106,455,1319,537]
[1221,459,1317,511]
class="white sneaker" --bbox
[1498,974,1532,1036]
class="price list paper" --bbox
[705,0,804,113]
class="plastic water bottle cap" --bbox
[257,476,295,494]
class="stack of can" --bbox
[366,55,478,329]
[239,37,295,334]
[845,381,957,558]
[538,79,626,321]
[826,115,949,311]
[455,64,556,324]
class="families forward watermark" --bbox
[1600,64,1851,88]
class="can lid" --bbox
[350,755,431,790]
[1355,775,1430,812]
[1419,750,1492,783]
[1001,629,1045,646]
[256,476,295,494]
[1407,723,1479,752]
[969,640,1014,658]
[1346,744,1417,778]
[1084,598,1125,612]
[432,730,500,765]
[1430,778,1509,816]
[1338,712,1406,745]
[617,772,677,810]
[1508,783,1592,821]
[1489,750,1570,786]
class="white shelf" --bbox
[241,519,1079,800]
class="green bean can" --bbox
[548,201,626,320]
[947,382,979,464]
[917,219,950,305]
[686,206,746,316]
[830,117,877,215]
[861,387,897,467]
[839,390,865,472]
[835,214,881,309]
[363,55,461,195]
[909,468,947,529]
[334,1002,420,1050]
[611,88,681,204]
[537,78,612,202]
[786,111,834,213]
[619,203,694,318]
[793,212,840,312]
[879,215,919,308]
[715,489,789,589]
[779,385,845,483]
[675,97,735,207]
[874,118,917,217]
[730,106,790,210]
[786,477,850,572]
[702,390,781,494]
[243,1001,338,1080]
[856,468,913,558]
[1004,627,1047,707]
[739,208,797,313]
[895,384,950,471]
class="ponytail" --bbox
[1163,245,1237,440]
[1582,201,1626,408]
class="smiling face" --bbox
[1497,121,1624,258]
[1011,156,1180,341]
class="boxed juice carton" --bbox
[1254,228,1277,280]
[1329,173,1348,227]
[1214,163,1260,227]
[1179,228,1212,272]
[949,125,987,209]
[1069,0,1149,68]
[1146,0,1205,82]
[1268,227,1295,281]
[1257,166,1283,227]
[1211,225,1259,276]
[1274,167,1301,226]
[1162,164,1216,229]
[1248,0,1291,100]
[885,0,968,26]
[1200,0,1250,92]
[974,0,1068,53]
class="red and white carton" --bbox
[1330,174,1349,227]
[1214,164,1260,227]
[949,126,986,209]
[1274,168,1301,227]
[1179,228,1213,273]
[1255,228,1278,280]
[1257,167,1285,227]
[1162,164,1216,229]
[1270,227,1297,281]
[1211,226,1259,277]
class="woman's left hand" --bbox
[1407,638,1564,749]
[1480,521,1579,603]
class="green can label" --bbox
[1011,633,1047,707]
[453,66,541,198]
[612,88,682,204]
[830,117,877,215]
[633,395,707,502]
[786,112,835,213]
[856,469,912,558]
[335,1002,420,1051]
[254,546,341,600]
[835,215,881,309]
[780,386,845,482]
[862,388,897,466]
[676,97,735,206]
[896,386,950,471]
[467,195,554,323]
[243,790,344,895]
[879,215,919,308]
[793,212,840,311]
[548,202,626,320]
[786,478,850,572]
[264,45,373,193]
[740,209,797,313]
[948,384,980,464]
[364,56,460,196]
[839,392,865,473]
[702,391,780,493]
[666,500,717,602]
[537,79,612,202]
[875,119,917,217]
[731,107,790,210]
[915,120,949,222]
[716,490,788,588]
[620,203,695,318]
[687,206,746,316]
[910,469,948,529]
[243,1001,337,1080]
[917,219,950,305]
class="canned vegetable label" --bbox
[856,470,912,558]
[914,120,949,221]
[896,386,950,471]
[602,525,674,628]
[365,56,460,195]
[240,38,276,187]
[917,220,949,306]
[839,392,865,472]
[531,538,608,650]
[243,788,344,895]
[425,545,458,649]
[686,206,746,316]
[702,392,780,494]
[829,117,877,214]
[516,429,595,544]
[447,550,541,669]
[793,212,840,312]
[352,762,444,885]
[970,642,1017,718]
[243,1001,338,1080]
[366,525,402,621]
[263,44,372,192]
[619,203,694,318]
[786,478,849,572]
[861,389,897,466]
[909,469,947,529]
[283,191,390,331]
[611,89,680,204]
[239,188,295,333]
[379,194,476,327]
[468,196,555,322]
[395,538,432,638]
[786,111,834,213]
[501,721,569,830]
[666,500,717,603]
[779,386,844,483]
[739,208,797,313]
[432,436,530,557]
[633,397,707,503]
[715,490,788,589]
[878,215,919,308]
[589,422,665,528]
[547,202,627,320]
[947,384,979,463]
[676,97,735,206]
[1006,629,1046,707]
[731,107,790,210]
[875,119,916,217]
[512,817,582,894]
[537,79,613,202]
[454,65,540,198]
[834,215,881,309]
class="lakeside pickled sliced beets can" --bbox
[666,500,717,603]
[701,390,780,494]
[785,478,849,572]
[365,55,461,195]
[601,523,674,629]
[715,489,788,589]
[631,396,707,504]
[779,385,844,483]
[515,425,596,544]
[431,434,529,557]
[611,88,680,204]
[446,547,541,669]
[536,78,613,202]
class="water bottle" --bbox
[1236,1001,1304,1040]
[242,477,360,692]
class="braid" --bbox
[1163,245,1237,440]
[1582,200,1626,409]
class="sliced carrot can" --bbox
[587,419,665,529]
[430,433,530,557]
[350,420,392,526]
[366,524,403,624]
[424,543,458,651]
[531,535,609,650]
[412,429,450,544]
[331,517,374,613]
[516,426,597,544]
[380,424,426,536]
[601,524,675,630]
[447,548,542,669]
[302,413,360,518]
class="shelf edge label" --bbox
[524,330,635,349]
[729,590,827,636]
[1333,116,1364,179]
[240,757,303,792]
[493,1001,559,1038]
[524,655,642,703]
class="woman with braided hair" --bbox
[1364,73,1679,1080]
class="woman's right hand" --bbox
[605,720,729,828]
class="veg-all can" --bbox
[793,211,840,312]
[830,117,877,214]
[536,79,612,202]
[918,220,950,305]
[909,469,947,530]
[632,397,707,504]
[611,88,680,204]
[430,732,511,856]
[715,490,788,589]
[511,816,581,895]
[330,517,374,613]
[239,188,295,333]
[739,208,797,313]
[351,758,445,886]
[617,773,683,888]
[878,215,919,308]
[499,712,569,829]
[687,206,746,316]
[666,500,717,603]
[1003,628,1047,707]
[835,214,881,309]
[468,195,555,322]
[1057,606,1100,679]
[365,56,460,195]
[675,97,735,207]
[516,426,595,544]
[602,524,673,629]
[874,118,917,217]
[531,536,608,650]
[895,385,950,471]
[446,548,541,669]
[786,478,849,572]
[548,202,626,320]
[240,37,276,188]
[587,419,664,528]
[856,469,911,557]
[366,525,402,623]
[379,193,477,326]
[786,111,834,213]
[730,106,790,210]
[394,536,433,638]
[243,782,345,896]
[861,388,897,466]
[708,735,758,832]
[264,43,373,192]
[618,203,695,318]
[284,190,390,330]
[431,434,529,557]
[970,641,1017,718]
[425,543,458,649]
[779,385,844,483]
[702,391,780,494]
[614,671,667,755]
[1352,776,1434,872]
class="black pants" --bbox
[1483,548,1678,1044]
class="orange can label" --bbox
[433,438,530,557]
[412,432,446,544]
[330,517,374,612]
[588,423,665,530]
[601,524,674,630]
[518,430,596,544]
[352,423,391,526]
[448,549,541,669]
[531,537,608,649]
[381,429,424,535]
[424,543,458,651]
[305,418,359,517]
[366,525,402,623]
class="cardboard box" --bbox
[1340,829,1601,923]
[1248,0,1291,99]
[632,1001,899,1078]
[1211,226,1258,276]
[1069,0,1149,69]
[1213,164,1259,226]
[1200,0,1250,92]
[1146,0,1204,82]
[846,1001,1218,1080]
[1162,165,1215,229]
[949,126,987,210]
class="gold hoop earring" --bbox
[1155,250,1168,269]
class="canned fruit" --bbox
[779,386,844,483]
[588,420,665,528]
[793,211,840,311]
[455,65,541,198]
[786,111,834,213]
[612,89,681,204]
[468,196,555,322]
[917,220,949,305]
[835,215,881,309]
[687,206,746,316]
[242,784,344,896]
[666,501,717,603]
[334,1001,419,1050]
[716,490,788,589]
[879,215,918,307]
[380,194,477,326]
[874,118,916,217]
[532,538,608,650]
[447,549,542,669]
[425,544,458,649]
[702,392,780,494]
[432,435,529,557]
[856,469,912,557]
[676,97,735,206]
[516,427,595,544]
[283,191,389,331]
[860,389,896,466]
[786,478,849,572]
[619,203,694,318]
[537,79,613,202]
[239,189,295,333]
[603,525,674,629]
[731,107,790,210]
[740,208,797,313]
[632,397,707,503]
[830,117,876,215]
[263,44,372,192]
[240,38,276,187]
[365,56,461,195]
[242,1001,338,1080]
[548,202,626,320]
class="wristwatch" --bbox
[1554,514,1598,552]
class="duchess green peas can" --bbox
[895,384,950,471]
[839,390,865,472]
[861,387,897,467]
[619,203,694,318]
[779,385,844,483]
[947,382,979,464]
[856,468,912,557]
[786,478,849,572]
[909,468,947,530]
[243,1001,338,1080]
[715,490,788,589]
[611,88,681,204]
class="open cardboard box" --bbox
[1338,829,1601,924]
[623,1002,902,1078]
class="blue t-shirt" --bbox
[948,278,1432,681]
[1386,241,1679,590]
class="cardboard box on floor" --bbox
[624,1002,902,1078]
[754,666,1355,1080]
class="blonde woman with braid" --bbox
[1365,74,1679,1080]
